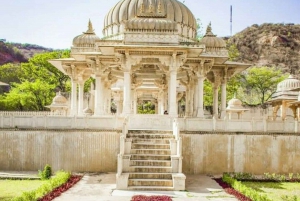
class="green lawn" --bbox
[243,181,300,201]
[0,179,46,201]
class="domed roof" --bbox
[276,75,300,92]
[51,91,68,106]
[73,20,100,47]
[83,107,93,115]
[227,96,244,110]
[200,23,226,48]
[103,0,197,39]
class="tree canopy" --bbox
[0,50,70,111]
[239,66,287,105]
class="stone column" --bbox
[123,71,131,115]
[94,75,104,116]
[189,84,194,117]
[220,79,227,118]
[213,83,219,118]
[133,91,137,115]
[106,88,112,114]
[78,81,84,116]
[193,80,199,117]
[185,89,190,117]
[169,70,177,116]
[158,90,164,115]
[70,79,78,116]
[197,75,205,118]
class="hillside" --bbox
[0,41,53,65]
[228,23,300,73]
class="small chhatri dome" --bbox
[51,91,68,106]
[73,20,100,47]
[200,22,226,48]
[227,95,244,110]
[276,75,300,92]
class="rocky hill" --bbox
[0,41,53,65]
[227,23,300,73]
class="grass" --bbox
[243,181,300,201]
[0,179,47,201]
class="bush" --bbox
[222,173,271,201]
[12,171,71,201]
[39,164,52,180]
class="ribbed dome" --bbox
[227,97,244,110]
[276,75,300,92]
[200,23,226,48]
[52,91,68,106]
[73,20,100,47]
[103,0,197,39]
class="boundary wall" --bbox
[1,130,299,174]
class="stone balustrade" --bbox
[0,113,299,133]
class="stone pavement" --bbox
[53,173,238,201]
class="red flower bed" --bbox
[38,175,82,201]
[131,195,172,201]
[214,178,252,201]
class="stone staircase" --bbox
[116,119,185,191]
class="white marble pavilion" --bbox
[49,0,251,119]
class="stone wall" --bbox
[0,130,299,174]
[0,130,120,172]
[182,132,300,174]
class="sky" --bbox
[1,0,299,49]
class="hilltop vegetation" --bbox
[228,23,300,74]
[0,41,53,65]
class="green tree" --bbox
[240,66,287,105]
[21,50,70,92]
[138,101,155,114]
[228,44,240,61]
[1,79,55,111]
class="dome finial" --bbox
[207,22,212,33]
[205,22,215,37]
[84,19,95,34]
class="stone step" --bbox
[130,149,171,155]
[127,134,175,139]
[128,179,173,187]
[130,154,171,160]
[128,130,173,135]
[127,186,174,191]
[129,166,172,173]
[129,173,172,179]
[130,160,171,167]
[131,143,170,149]
[132,139,170,144]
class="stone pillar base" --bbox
[116,173,129,190]
[173,173,186,190]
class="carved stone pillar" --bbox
[213,83,219,118]
[133,90,137,114]
[123,71,131,115]
[189,84,194,117]
[70,79,78,116]
[185,88,190,117]
[197,75,205,118]
[158,90,164,115]
[220,80,227,118]
[78,81,85,116]
[193,79,198,117]
[169,70,177,116]
[94,75,104,116]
